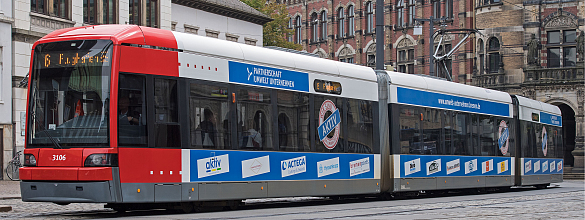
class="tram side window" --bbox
[189,82,230,149]
[555,127,563,159]
[443,111,453,155]
[521,121,535,158]
[346,99,374,153]
[154,78,180,148]
[118,73,147,147]
[535,123,545,158]
[545,125,555,158]
[470,114,480,156]
[453,112,471,155]
[314,95,344,153]
[237,88,273,151]
[479,115,495,156]
[422,108,442,155]
[398,105,420,154]
[277,90,310,152]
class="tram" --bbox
[19,25,563,210]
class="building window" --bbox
[408,0,415,26]
[445,0,453,19]
[397,0,404,27]
[547,30,577,67]
[311,13,318,42]
[365,2,374,33]
[245,38,257,46]
[31,0,68,19]
[340,57,354,63]
[397,49,415,73]
[436,44,452,77]
[347,6,354,36]
[488,37,500,73]
[432,0,440,18]
[321,11,327,41]
[288,18,293,42]
[478,39,484,75]
[84,0,116,24]
[338,8,345,37]
[129,0,158,27]
[171,21,177,31]
[295,16,302,44]
[481,0,501,6]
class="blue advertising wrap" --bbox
[396,87,511,117]
[398,155,513,178]
[188,150,375,182]
[228,61,309,92]
[540,112,562,127]
[522,158,563,175]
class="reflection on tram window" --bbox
[154,78,180,148]
[399,105,420,154]
[118,73,147,147]
[443,110,453,154]
[479,115,495,156]
[238,89,272,150]
[277,90,310,152]
[189,82,230,149]
[453,112,470,156]
[346,99,374,153]
[422,108,441,155]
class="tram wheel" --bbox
[180,202,194,213]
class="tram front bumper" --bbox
[20,181,115,203]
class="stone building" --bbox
[4,0,269,180]
[286,0,583,172]
[472,0,584,172]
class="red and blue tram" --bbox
[19,25,563,211]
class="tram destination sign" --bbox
[229,61,309,92]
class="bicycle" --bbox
[5,151,22,181]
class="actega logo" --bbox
[281,156,307,177]
[206,157,222,173]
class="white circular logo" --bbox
[319,100,340,150]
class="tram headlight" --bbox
[84,154,118,167]
[24,154,37,166]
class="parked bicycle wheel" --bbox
[6,163,19,181]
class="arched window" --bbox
[488,38,500,73]
[347,6,354,36]
[338,8,345,37]
[321,11,327,40]
[444,0,453,19]
[397,38,415,73]
[311,13,318,42]
[288,17,293,42]
[432,0,440,18]
[366,2,374,33]
[295,16,302,44]
[478,39,484,74]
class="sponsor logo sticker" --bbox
[465,159,478,174]
[482,159,494,174]
[281,156,307,178]
[317,157,340,177]
[525,160,532,173]
[446,159,460,175]
[404,158,421,176]
[426,159,441,175]
[498,120,509,155]
[542,160,548,172]
[197,154,230,178]
[241,155,270,178]
[349,157,370,177]
[550,160,555,173]
[557,161,563,172]
[318,100,341,150]
[497,160,508,174]
[534,160,540,173]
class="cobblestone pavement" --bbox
[0,180,582,219]
[0,180,21,199]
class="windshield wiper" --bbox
[31,111,63,149]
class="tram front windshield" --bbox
[28,40,112,148]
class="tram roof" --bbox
[172,31,378,82]
[385,71,512,104]
[515,95,561,115]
